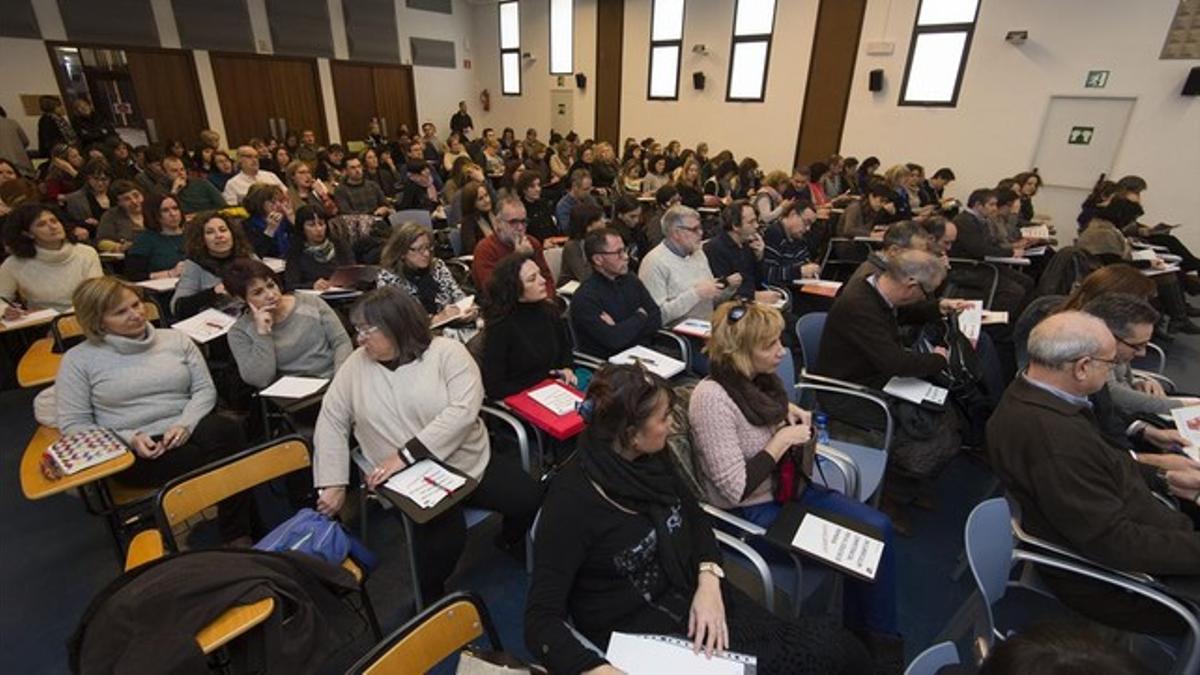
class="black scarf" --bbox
[407,265,440,315]
[709,361,789,427]
[579,429,696,592]
[194,252,238,278]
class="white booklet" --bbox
[383,459,468,509]
[606,633,756,675]
[672,318,712,339]
[791,512,885,581]
[430,295,476,329]
[172,308,237,343]
[526,381,583,416]
[957,300,983,347]
[884,376,948,407]
[609,345,686,379]
[557,280,581,296]
[260,375,329,399]
[1170,405,1200,461]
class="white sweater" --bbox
[0,243,102,311]
[312,337,490,488]
[638,241,732,324]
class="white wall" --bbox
[0,37,61,147]
[397,0,478,130]
[468,0,597,140]
[841,0,1200,251]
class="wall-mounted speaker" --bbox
[693,71,706,90]
[575,73,587,89]
[868,69,884,92]
[1184,67,1200,96]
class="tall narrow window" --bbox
[726,0,776,102]
[499,1,521,95]
[550,0,574,75]
[899,0,981,106]
[648,0,685,100]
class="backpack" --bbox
[254,508,378,572]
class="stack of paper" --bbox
[384,459,467,508]
[606,633,755,675]
[527,381,583,416]
[172,308,237,343]
[791,513,885,580]
[1170,405,1200,461]
[672,318,712,339]
[608,346,686,379]
[884,377,948,407]
[260,376,329,399]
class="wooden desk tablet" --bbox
[20,426,134,500]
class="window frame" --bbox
[897,0,981,107]
[647,0,686,101]
[724,0,777,103]
[549,0,574,75]
[498,0,521,96]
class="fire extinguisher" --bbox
[480,89,491,112]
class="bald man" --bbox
[222,144,284,205]
[989,311,1200,634]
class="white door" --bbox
[551,89,574,136]
[1031,96,1136,189]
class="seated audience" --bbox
[988,311,1200,634]
[315,143,346,183]
[282,206,354,291]
[570,228,662,358]
[952,188,1035,315]
[162,154,227,214]
[313,287,541,603]
[753,171,791,224]
[222,145,285,205]
[37,96,75,157]
[762,201,821,284]
[334,154,392,217]
[704,200,777,301]
[642,154,671,195]
[285,159,337,219]
[558,202,607,285]
[837,181,894,238]
[361,147,400,196]
[171,214,254,319]
[515,171,557,242]
[395,160,439,212]
[675,158,705,208]
[847,221,934,286]
[442,133,470,174]
[460,180,499,255]
[96,180,146,253]
[639,204,736,325]
[689,301,900,649]
[62,159,112,241]
[481,253,575,399]
[224,259,352,389]
[0,203,101,315]
[471,196,556,298]
[242,183,294,258]
[56,277,251,542]
[555,169,597,234]
[133,144,171,197]
[378,221,472,326]
[125,194,186,281]
[207,150,235,192]
[525,364,875,675]
[42,143,84,201]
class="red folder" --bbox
[502,379,587,441]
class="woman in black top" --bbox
[362,147,400,196]
[525,365,872,675]
[459,180,497,254]
[283,206,354,291]
[1013,171,1041,223]
[515,171,557,242]
[481,253,574,399]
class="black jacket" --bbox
[703,230,764,298]
[482,302,572,399]
[570,272,662,358]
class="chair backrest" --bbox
[544,244,564,281]
[55,299,163,347]
[157,437,311,546]
[904,641,961,675]
[448,225,463,257]
[964,498,1014,640]
[349,591,500,675]
[794,312,827,371]
[775,347,799,404]
[392,208,433,230]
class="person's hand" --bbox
[214,283,228,296]
[599,311,616,326]
[553,368,579,387]
[73,226,90,242]
[515,236,534,255]
[939,298,974,314]
[53,157,76,175]
[688,574,728,657]
[816,206,832,220]
[932,345,950,360]
[250,301,276,335]
[316,486,347,517]
[1165,467,1200,502]
[171,176,187,194]
[787,403,811,427]
[582,666,626,675]
[366,455,407,490]
[754,289,782,306]
[373,205,393,217]
[130,432,164,459]
[161,425,190,450]
[725,273,743,290]
[2,304,27,321]
[265,210,284,236]
[799,262,822,279]
[85,217,99,227]
[747,233,765,258]
[433,305,462,326]
[882,202,896,214]
[1012,247,1026,258]
[694,278,722,300]
[1141,427,1194,453]
[1150,257,1167,270]
[313,278,332,291]
[1136,450,1199,472]
[1133,377,1167,398]
[766,422,811,460]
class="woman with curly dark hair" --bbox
[170,213,255,319]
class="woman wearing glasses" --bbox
[313,287,542,603]
[377,221,473,328]
[688,300,902,669]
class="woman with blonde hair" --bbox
[754,170,792,224]
[687,299,900,662]
[674,157,705,209]
[377,221,472,326]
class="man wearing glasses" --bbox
[570,228,661,358]
[470,195,555,298]
[639,204,740,326]
[223,145,284,205]
[988,311,1200,635]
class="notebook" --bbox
[135,277,180,293]
[260,376,329,400]
[764,502,886,582]
[608,345,686,379]
[557,280,581,296]
[0,308,59,331]
[606,633,756,675]
[430,295,477,329]
[43,428,128,477]
[503,379,587,441]
[1170,405,1200,460]
[172,308,237,343]
[383,459,469,509]
[1020,225,1050,240]
[883,377,948,409]
[526,381,584,416]
[672,318,712,339]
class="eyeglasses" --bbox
[354,325,380,340]
[595,248,630,258]
[1116,336,1151,352]
[505,218,528,225]
[409,244,432,254]
[1085,354,1120,369]
[678,225,702,235]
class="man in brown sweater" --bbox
[988,311,1200,634]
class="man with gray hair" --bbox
[638,204,739,326]
[989,311,1200,634]
[470,195,555,298]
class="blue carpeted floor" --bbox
[1,333,1197,673]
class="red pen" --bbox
[423,475,454,495]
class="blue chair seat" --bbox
[826,439,885,504]
[464,507,493,529]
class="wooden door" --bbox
[210,53,327,146]
[794,0,867,167]
[371,65,417,139]
[331,61,375,144]
[124,50,208,145]
[593,0,624,145]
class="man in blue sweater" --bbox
[571,228,662,358]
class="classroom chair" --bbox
[904,641,961,675]
[345,591,501,675]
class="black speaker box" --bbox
[693,71,705,90]
[868,69,884,92]
[575,72,587,89]
[1183,66,1200,96]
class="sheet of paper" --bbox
[884,377,948,406]
[1142,265,1181,277]
[673,318,712,338]
[606,633,754,675]
[383,459,468,509]
[791,513,885,581]
[985,256,1031,266]
[794,279,843,289]
[1130,248,1158,262]
[557,280,581,296]
[608,345,686,380]
[135,277,180,292]
[527,381,583,416]
[1020,225,1050,240]
[430,295,477,329]
[1023,246,1047,257]
[260,375,329,399]
[957,300,983,347]
[1170,405,1200,461]
[262,257,286,273]
[295,286,352,296]
[980,310,1009,325]
[172,308,237,343]
[0,308,59,332]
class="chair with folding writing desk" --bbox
[346,591,502,675]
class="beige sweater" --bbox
[312,336,490,488]
[0,243,102,311]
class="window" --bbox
[726,0,776,102]
[550,0,574,74]
[499,1,521,95]
[899,0,981,106]
[648,0,685,100]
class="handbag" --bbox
[254,508,378,572]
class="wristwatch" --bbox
[699,562,725,580]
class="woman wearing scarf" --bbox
[170,214,256,319]
[688,301,902,669]
[283,206,353,291]
[377,222,474,328]
[525,364,874,675]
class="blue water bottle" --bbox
[814,412,830,445]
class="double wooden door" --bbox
[209,53,328,146]
[330,61,418,143]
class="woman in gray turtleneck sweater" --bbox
[56,276,253,542]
